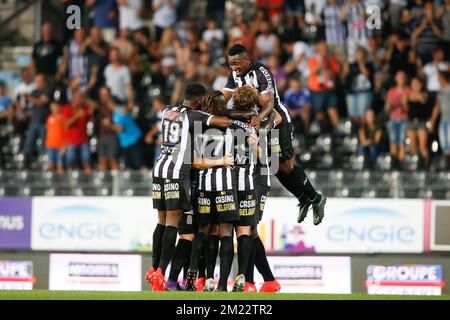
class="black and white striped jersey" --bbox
[196,127,235,192]
[153,105,213,180]
[224,61,291,124]
[254,130,271,188]
[233,126,257,191]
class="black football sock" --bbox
[198,239,207,278]
[206,235,220,279]
[254,237,275,282]
[245,235,256,284]
[168,239,191,282]
[237,235,251,276]
[275,165,318,203]
[152,224,165,269]
[183,239,192,281]
[218,236,234,290]
[188,232,208,271]
[158,226,178,274]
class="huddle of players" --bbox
[146,83,279,292]
[146,44,326,293]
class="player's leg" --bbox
[217,222,234,292]
[232,190,256,292]
[186,223,210,291]
[244,225,256,292]
[204,224,219,292]
[167,211,195,291]
[273,122,325,225]
[158,209,182,274]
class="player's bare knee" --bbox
[180,233,194,241]
[236,226,251,237]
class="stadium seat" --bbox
[376,154,392,171]
[341,135,358,154]
[336,120,352,137]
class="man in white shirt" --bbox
[152,0,178,41]
[118,0,144,32]
[423,48,450,94]
[104,47,133,103]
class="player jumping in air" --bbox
[223,44,327,225]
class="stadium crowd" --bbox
[0,0,450,173]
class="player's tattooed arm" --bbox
[192,154,234,169]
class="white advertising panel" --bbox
[32,197,156,251]
[259,198,424,253]
[430,200,450,251]
[254,256,351,294]
[49,254,141,291]
[366,264,443,296]
[0,261,34,290]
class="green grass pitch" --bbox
[1,290,450,300]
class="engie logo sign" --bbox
[262,198,424,253]
[31,197,155,251]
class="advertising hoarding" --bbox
[49,253,141,291]
[366,264,444,295]
[259,198,424,253]
[0,260,34,290]
[254,256,351,293]
[0,197,32,250]
[32,197,155,251]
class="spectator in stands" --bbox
[112,29,134,62]
[212,62,229,91]
[11,67,36,137]
[171,60,200,104]
[104,47,133,103]
[343,47,375,127]
[386,70,410,168]
[24,74,52,169]
[44,102,65,174]
[254,20,281,64]
[96,87,120,171]
[103,98,145,170]
[32,23,63,79]
[152,0,178,42]
[206,0,226,27]
[202,19,224,49]
[358,109,382,169]
[267,54,287,94]
[0,81,12,121]
[431,71,450,168]
[406,77,431,169]
[341,0,368,62]
[0,81,12,167]
[389,0,408,32]
[80,27,109,91]
[118,0,144,32]
[421,48,449,97]
[144,95,164,165]
[61,91,92,173]
[86,0,118,43]
[412,0,443,64]
[62,28,90,96]
[441,0,450,59]
[307,39,340,131]
[284,39,312,83]
[385,33,417,77]
[284,76,311,133]
[322,0,346,65]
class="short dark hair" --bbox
[228,44,248,57]
[184,83,206,101]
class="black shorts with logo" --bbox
[178,172,200,235]
[197,190,239,225]
[255,185,270,223]
[235,190,257,227]
[152,177,191,211]
[272,122,294,162]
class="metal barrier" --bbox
[0,169,449,199]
